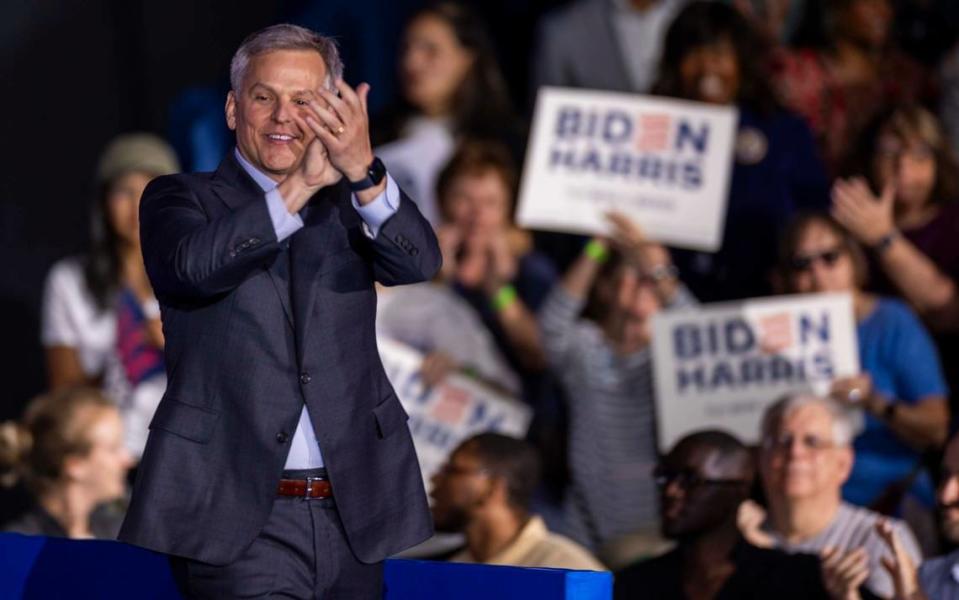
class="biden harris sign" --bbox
[651,293,860,451]
[516,87,738,251]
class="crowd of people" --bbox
[4,0,959,597]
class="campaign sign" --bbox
[516,87,738,251]
[377,338,532,488]
[651,293,859,451]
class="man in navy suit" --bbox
[118,24,439,598]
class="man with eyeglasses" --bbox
[749,393,922,599]
[429,433,604,571]
[614,429,834,599]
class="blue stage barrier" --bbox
[1,533,612,599]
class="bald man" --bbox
[614,430,832,600]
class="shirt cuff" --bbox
[352,174,401,239]
[265,188,304,242]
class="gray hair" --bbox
[229,24,344,93]
[760,392,855,447]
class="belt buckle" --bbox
[304,476,318,500]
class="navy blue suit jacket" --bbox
[118,153,439,565]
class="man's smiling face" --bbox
[226,49,328,181]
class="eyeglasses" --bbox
[652,466,748,489]
[761,433,836,453]
[638,264,679,285]
[789,248,844,272]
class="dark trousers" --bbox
[169,470,383,599]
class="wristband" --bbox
[584,239,609,263]
[874,230,900,254]
[142,298,161,320]
[492,285,518,312]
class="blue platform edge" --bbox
[1,533,611,599]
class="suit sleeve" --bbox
[366,185,441,287]
[139,174,282,300]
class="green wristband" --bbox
[584,239,609,263]
[492,284,518,312]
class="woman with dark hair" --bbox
[778,212,948,514]
[833,106,959,419]
[0,387,133,538]
[373,1,522,226]
[773,0,932,175]
[652,1,829,303]
[41,133,179,460]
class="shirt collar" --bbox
[234,147,277,193]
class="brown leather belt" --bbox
[277,477,333,499]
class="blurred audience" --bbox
[835,106,959,420]
[746,392,921,598]
[777,213,948,515]
[0,387,133,539]
[434,141,557,399]
[430,433,604,570]
[652,1,829,302]
[532,0,689,96]
[376,281,520,394]
[539,213,691,555]
[373,1,522,226]
[773,0,932,175]
[915,431,959,597]
[615,430,833,599]
[42,133,178,460]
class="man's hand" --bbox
[301,79,383,203]
[820,546,869,600]
[876,519,926,600]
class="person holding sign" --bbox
[652,2,829,302]
[539,211,694,556]
[778,213,948,517]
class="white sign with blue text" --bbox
[652,293,860,451]
[377,338,532,490]
[517,87,738,251]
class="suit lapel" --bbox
[211,152,295,330]
[290,184,347,359]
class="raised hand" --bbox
[301,80,376,187]
[876,519,925,600]
[831,177,896,247]
[820,546,869,600]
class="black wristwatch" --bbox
[348,157,387,192]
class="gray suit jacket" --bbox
[532,0,633,95]
[118,153,439,566]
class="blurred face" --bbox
[937,436,959,543]
[836,0,892,49]
[429,445,493,533]
[106,171,153,246]
[657,443,748,539]
[788,221,858,294]
[760,403,852,503]
[226,49,328,181]
[873,133,937,211]
[65,407,133,504]
[401,15,474,115]
[679,38,740,105]
[442,170,511,241]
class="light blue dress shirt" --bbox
[233,148,400,469]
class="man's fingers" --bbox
[316,87,352,124]
[355,82,370,113]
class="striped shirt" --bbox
[539,285,695,549]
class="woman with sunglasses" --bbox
[832,106,959,424]
[778,212,948,518]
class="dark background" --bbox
[0,0,567,420]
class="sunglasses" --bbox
[652,466,748,489]
[790,247,844,272]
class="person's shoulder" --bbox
[870,297,922,327]
[540,0,605,32]
[539,530,606,570]
[45,256,89,299]
[614,549,679,598]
